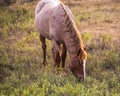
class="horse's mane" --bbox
[60,2,85,53]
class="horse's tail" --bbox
[60,2,84,47]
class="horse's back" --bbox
[35,0,74,41]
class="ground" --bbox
[0,0,120,96]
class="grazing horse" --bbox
[35,0,87,82]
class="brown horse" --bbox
[35,0,87,82]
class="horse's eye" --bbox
[78,62,81,65]
[78,61,83,66]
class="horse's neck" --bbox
[60,3,84,58]
[64,27,82,58]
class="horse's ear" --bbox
[84,47,86,51]
[77,48,81,57]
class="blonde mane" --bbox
[60,2,85,57]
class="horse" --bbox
[35,0,87,82]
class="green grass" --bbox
[0,0,120,96]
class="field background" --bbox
[0,0,120,96]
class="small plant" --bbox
[0,0,119,96]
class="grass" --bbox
[0,0,120,96]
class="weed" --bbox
[0,0,120,96]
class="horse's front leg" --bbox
[61,44,67,68]
[39,35,47,66]
[52,40,61,68]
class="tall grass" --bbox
[0,0,120,96]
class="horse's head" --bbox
[69,47,87,82]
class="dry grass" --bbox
[0,0,120,95]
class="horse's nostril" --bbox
[78,75,84,82]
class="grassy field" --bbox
[0,0,120,96]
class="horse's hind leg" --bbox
[39,35,47,66]
[52,40,61,68]
[61,44,67,68]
